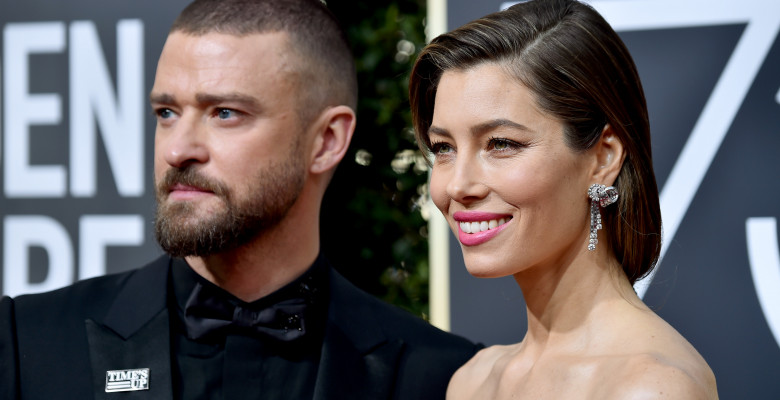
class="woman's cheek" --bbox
[429,169,450,214]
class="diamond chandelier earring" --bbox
[587,183,618,251]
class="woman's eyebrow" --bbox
[428,125,451,138]
[429,118,531,139]
[470,118,531,136]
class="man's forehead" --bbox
[162,30,304,79]
[163,30,293,55]
[150,30,305,109]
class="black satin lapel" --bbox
[313,325,404,400]
[86,310,173,400]
[102,256,170,339]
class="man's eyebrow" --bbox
[149,93,175,105]
[148,92,260,109]
[195,93,259,108]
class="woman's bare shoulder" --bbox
[602,351,718,400]
[446,344,517,400]
[590,305,718,399]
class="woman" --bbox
[409,0,718,398]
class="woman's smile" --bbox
[453,211,513,246]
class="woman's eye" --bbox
[494,141,509,150]
[431,142,453,154]
[488,137,522,151]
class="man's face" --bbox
[150,31,307,257]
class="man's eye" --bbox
[217,108,235,119]
[157,108,173,119]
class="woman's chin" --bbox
[464,264,512,279]
[462,252,520,279]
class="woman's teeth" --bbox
[459,218,509,234]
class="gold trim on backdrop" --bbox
[426,0,449,331]
[428,208,451,331]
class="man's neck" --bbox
[185,216,320,302]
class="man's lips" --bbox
[166,183,214,200]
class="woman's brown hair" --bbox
[409,0,661,284]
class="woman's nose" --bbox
[445,157,489,204]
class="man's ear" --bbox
[590,124,626,186]
[309,105,356,175]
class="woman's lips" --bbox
[453,211,512,246]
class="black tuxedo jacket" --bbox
[0,256,478,399]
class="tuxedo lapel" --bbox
[314,324,403,400]
[86,256,173,399]
[313,269,405,400]
[86,312,172,399]
[101,256,170,339]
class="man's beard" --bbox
[154,154,305,258]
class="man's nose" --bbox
[159,114,209,168]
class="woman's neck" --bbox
[514,245,642,356]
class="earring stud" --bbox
[587,183,618,251]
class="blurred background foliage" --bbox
[320,0,433,318]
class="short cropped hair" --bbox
[172,0,357,119]
[409,0,661,284]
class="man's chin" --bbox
[154,211,231,257]
[158,201,226,221]
[155,229,227,259]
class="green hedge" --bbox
[321,0,432,318]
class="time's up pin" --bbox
[105,368,150,392]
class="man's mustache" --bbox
[156,167,229,199]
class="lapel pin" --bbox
[105,368,150,392]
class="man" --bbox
[0,0,478,398]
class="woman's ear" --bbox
[309,105,356,175]
[590,124,626,186]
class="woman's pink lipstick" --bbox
[453,211,512,246]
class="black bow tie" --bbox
[183,281,313,342]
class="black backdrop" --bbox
[0,0,187,296]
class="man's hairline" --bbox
[166,27,357,112]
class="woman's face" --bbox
[428,63,596,278]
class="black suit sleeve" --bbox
[0,296,20,400]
